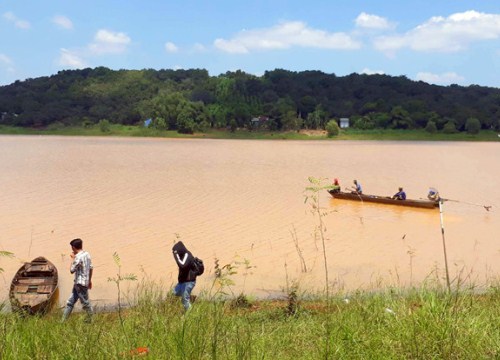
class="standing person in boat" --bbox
[392,187,407,200]
[427,187,440,201]
[351,179,362,194]
[331,178,341,193]
[62,238,93,322]
[172,241,198,311]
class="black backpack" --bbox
[192,257,204,276]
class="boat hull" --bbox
[328,191,439,209]
[9,256,58,315]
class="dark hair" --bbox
[70,238,83,250]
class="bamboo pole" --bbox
[439,200,451,291]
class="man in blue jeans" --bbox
[172,241,197,311]
[62,238,93,322]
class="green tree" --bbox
[465,117,481,134]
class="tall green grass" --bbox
[1,280,498,359]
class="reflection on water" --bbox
[0,136,498,306]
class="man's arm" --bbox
[69,253,79,273]
[88,267,93,289]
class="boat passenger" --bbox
[427,187,440,201]
[331,178,341,193]
[351,180,362,194]
[392,187,406,200]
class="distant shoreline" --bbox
[0,125,499,142]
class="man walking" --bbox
[62,238,93,322]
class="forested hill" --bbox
[1,67,499,133]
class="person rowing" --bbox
[392,187,406,200]
[351,179,362,195]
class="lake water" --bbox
[0,135,498,308]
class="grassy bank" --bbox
[1,282,498,359]
[1,124,499,141]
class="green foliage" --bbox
[443,120,458,134]
[1,67,500,133]
[81,118,94,128]
[465,117,481,134]
[325,119,340,137]
[98,119,111,132]
[352,115,375,130]
[229,119,237,133]
[425,120,437,133]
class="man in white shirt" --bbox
[62,238,93,322]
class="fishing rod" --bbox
[441,198,492,212]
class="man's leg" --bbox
[75,285,93,322]
[62,285,78,322]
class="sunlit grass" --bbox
[1,281,498,359]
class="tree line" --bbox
[1,67,499,134]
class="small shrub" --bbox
[82,118,94,128]
[442,121,458,134]
[229,119,237,133]
[425,120,437,133]
[46,122,65,131]
[98,119,111,132]
[325,119,340,137]
[229,293,252,309]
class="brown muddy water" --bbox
[0,135,498,308]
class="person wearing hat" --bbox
[331,178,341,193]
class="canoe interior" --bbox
[9,256,59,314]
[328,190,439,209]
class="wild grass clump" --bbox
[0,281,498,359]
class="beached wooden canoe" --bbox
[328,190,439,209]
[9,256,58,314]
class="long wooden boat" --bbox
[328,190,439,209]
[9,256,58,315]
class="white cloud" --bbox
[52,15,73,30]
[165,42,179,53]
[3,11,31,29]
[88,29,131,55]
[0,54,12,65]
[374,10,500,54]
[360,68,385,75]
[58,48,87,68]
[355,12,392,30]
[415,71,465,85]
[192,43,206,52]
[214,21,361,54]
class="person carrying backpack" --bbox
[172,241,202,311]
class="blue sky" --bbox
[1,0,499,87]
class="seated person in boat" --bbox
[392,187,406,200]
[427,187,440,201]
[351,180,362,194]
[331,178,341,193]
